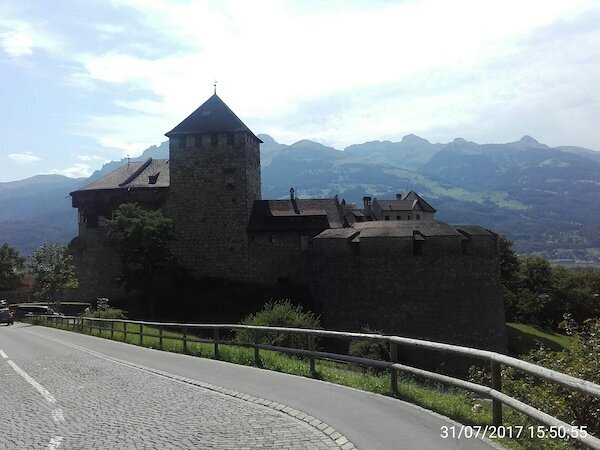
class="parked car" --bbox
[0,308,14,325]
[13,305,60,321]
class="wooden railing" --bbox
[29,315,600,449]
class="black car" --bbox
[0,308,14,325]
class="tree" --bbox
[28,244,79,305]
[106,203,173,316]
[498,235,521,321]
[0,243,25,290]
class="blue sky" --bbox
[1,0,599,182]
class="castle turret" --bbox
[165,94,262,280]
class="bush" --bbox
[348,327,389,372]
[235,299,321,350]
[471,315,600,436]
[83,298,127,320]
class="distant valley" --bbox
[1,135,599,262]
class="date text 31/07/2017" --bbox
[440,425,588,440]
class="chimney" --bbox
[396,193,403,200]
[290,187,295,200]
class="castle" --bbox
[69,93,506,360]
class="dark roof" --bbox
[455,225,496,237]
[375,199,418,212]
[402,190,436,212]
[72,158,170,193]
[248,198,345,231]
[374,191,436,213]
[165,94,262,142]
[350,220,463,238]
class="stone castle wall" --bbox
[310,233,506,370]
[67,230,124,302]
[248,231,312,286]
[166,131,261,280]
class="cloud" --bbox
[45,163,93,178]
[8,152,41,163]
[75,154,109,162]
[0,19,60,57]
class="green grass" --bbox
[37,318,580,450]
[506,323,573,356]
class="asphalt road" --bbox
[0,323,500,449]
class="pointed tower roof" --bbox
[165,94,262,142]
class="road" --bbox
[0,323,500,449]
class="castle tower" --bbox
[165,94,262,280]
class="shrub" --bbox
[348,327,389,372]
[471,315,600,436]
[235,299,321,350]
[83,298,127,320]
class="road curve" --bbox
[0,323,500,450]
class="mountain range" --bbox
[1,135,599,262]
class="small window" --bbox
[300,233,309,251]
[269,234,276,243]
[408,215,411,220]
[396,215,401,220]
[384,215,390,221]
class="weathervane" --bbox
[214,80,218,94]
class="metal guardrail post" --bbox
[308,334,316,375]
[89,319,92,335]
[139,324,143,346]
[159,325,163,350]
[123,322,128,341]
[390,341,398,396]
[110,321,114,339]
[254,329,260,366]
[491,359,503,426]
[213,328,219,359]
[183,326,188,353]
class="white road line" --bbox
[52,409,65,422]
[0,350,7,358]
[47,436,63,449]
[7,360,56,404]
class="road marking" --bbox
[7,360,56,404]
[52,409,65,422]
[0,350,7,358]
[47,436,63,449]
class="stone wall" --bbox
[248,231,312,286]
[310,232,506,371]
[166,131,261,280]
[67,229,124,302]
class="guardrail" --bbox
[29,315,600,449]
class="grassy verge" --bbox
[38,319,580,450]
[506,323,572,356]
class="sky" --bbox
[1,0,599,182]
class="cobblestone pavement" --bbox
[0,352,346,449]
